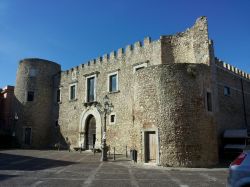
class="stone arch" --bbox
[79,107,102,149]
[85,115,96,149]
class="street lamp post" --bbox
[12,113,18,148]
[101,95,113,161]
[12,113,18,137]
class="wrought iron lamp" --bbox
[101,95,113,161]
[12,112,18,137]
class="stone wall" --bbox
[15,59,61,148]
[161,17,210,66]
[57,38,162,153]
[13,16,250,168]
[133,63,218,167]
[215,60,250,137]
[57,17,212,154]
[0,86,15,132]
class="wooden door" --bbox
[24,128,31,145]
[145,131,157,162]
[86,115,96,149]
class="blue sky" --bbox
[0,0,249,88]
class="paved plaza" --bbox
[0,149,228,187]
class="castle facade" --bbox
[13,17,250,167]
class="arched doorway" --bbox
[85,115,96,149]
[79,107,102,149]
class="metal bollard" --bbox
[113,147,115,160]
[93,145,95,155]
[125,145,128,158]
[108,145,111,157]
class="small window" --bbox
[108,72,118,92]
[27,91,34,101]
[207,92,212,112]
[69,84,76,100]
[29,68,37,77]
[135,67,144,71]
[110,113,116,124]
[224,86,231,96]
[133,62,148,73]
[56,89,61,102]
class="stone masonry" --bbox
[14,17,250,167]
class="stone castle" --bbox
[13,17,250,167]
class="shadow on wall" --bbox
[52,125,69,150]
[0,96,17,149]
[13,91,68,150]
[0,133,13,149]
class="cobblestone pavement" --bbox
[0,150,228,187]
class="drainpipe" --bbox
[240,78,248,129]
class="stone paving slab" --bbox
[0,149,228,187]
[137,180,177,187]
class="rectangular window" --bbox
[29,68,37,77]
[133,62,148,73]
[109,74,117,92]
[70,84,76,100]
[56,89,61,102]
[111,114,115,123]
[107,71,119,93]
[207,92,212,112]
[87,77,95,102]
[224,86,231,96]
[27,91,34,101]
[135,67,145,71]
[110,113,116,124]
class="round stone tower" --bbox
[133,63,218,167]
[14,58,61,148]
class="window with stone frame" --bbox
[69,84,77,100]
[109,113,116,124]
[133,62,148,73]
[108,72,118,93]
[86,76,95,102]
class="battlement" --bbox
[62,36,154,75]
[61,16,249,81]
[215,58,250,79]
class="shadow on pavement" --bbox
[0,174,18,182]
[0,153,75,171]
